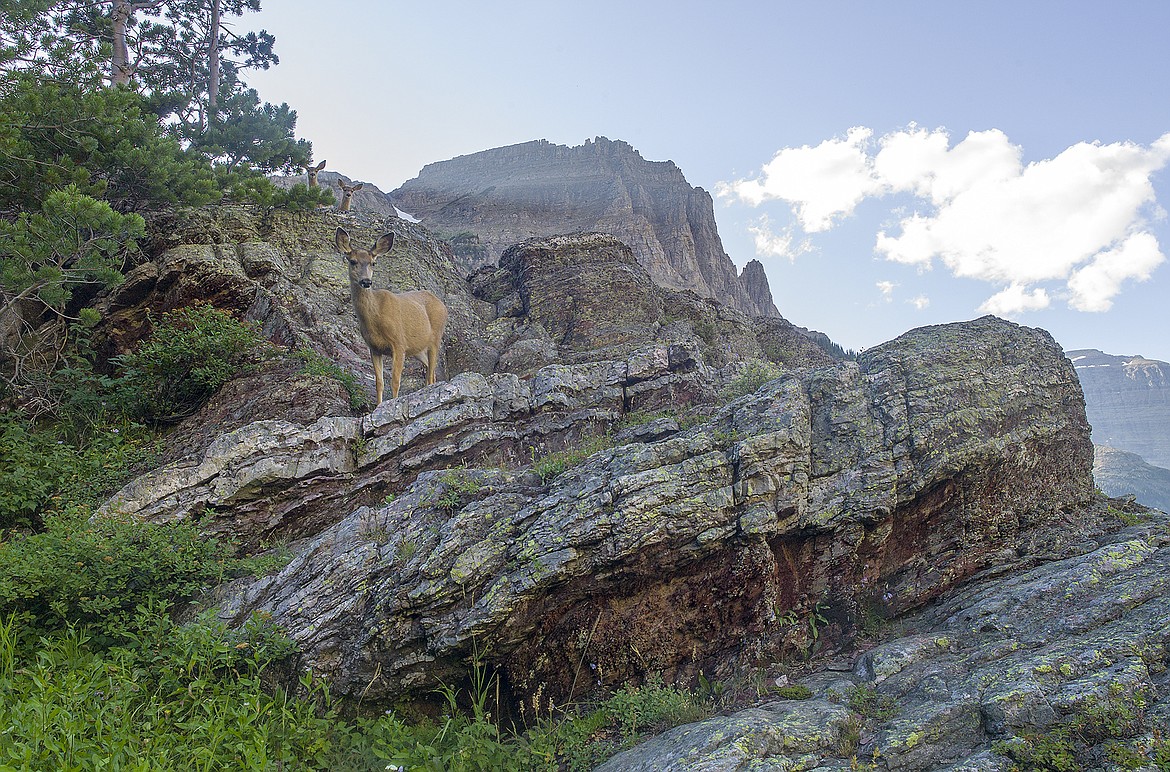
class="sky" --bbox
[243,1,1170,362]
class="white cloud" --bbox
[747,216,809,261]
[909,294,930,310]
[876,280,897,301]
[716,127,880,232]
[1067,232,1164,311]
[721,128,1170,314]
[978,284,1051,315]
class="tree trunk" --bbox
[111,0,134,85]
[207,0,221,123]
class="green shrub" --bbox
[601,677,709,743]
[992,692,1162,771]
[0,75,221,212]
[0,611,352,771]
[531,433,615,482]
[116,303,268,422]
[0,413,155,530]
[720,359,785,401]
[775,684,814,700]
[221,172,335,211]
[0,186,143,312]
[531,677,711,770]
[0,508,231,645]
[293,347,369,411]
[845,683,899,721]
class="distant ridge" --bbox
[1093,445,1170,513]
[390,137,780,319]
[1067,348,1170,470]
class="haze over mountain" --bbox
[1093,445,1170,513]
[1069,349,1170,470]
[390,137,779,320]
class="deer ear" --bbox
[315,160,327,172]
[335,227,352,254]
[353,183,364,192]
[372,232,394,256]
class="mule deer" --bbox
[303,159,327,187]
[338,180,363,212]
[335,228,447,404]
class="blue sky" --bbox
[245,1,1170,361]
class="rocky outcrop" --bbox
[600,505,1170,771]
[470,232,838,373]
[104,315,1096,714]
[390,137,780,318]
[270,170,402,218]
[1094,444,1170,513]
[741,258,777,318]
[1069,348,1170,469]
[95,211,837,451]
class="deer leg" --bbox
[391,347,406,399]
[372,352,384,405]
[426,344,438,385]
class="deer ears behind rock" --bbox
[313,160,327,172]
[335,228,394,257]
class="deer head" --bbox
[303,159,327,187]
[338,180,364,212]
[336,228,392,289]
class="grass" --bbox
[531,433,616,483]
[0,607,715,772]
[293,347,370,411]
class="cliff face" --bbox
[391,137,780,318]
[87,207,1161,769]
[105,300,1096,711]
[1068,349,1170,469]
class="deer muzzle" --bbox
[359,278,373,289]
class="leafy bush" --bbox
[845,683,899,721]
[0,75,221,212]
[0,612,349,771]
[221,173,335,211]
[116,304,268,422]
[0,509,231,645]
[293,347,368,410]
[991,691,1163,772]
[0,413,155,530]
[600,677,709,744]
[531,433,615,482]
[720,358,785,401]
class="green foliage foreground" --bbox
[0,506,709,771]
[0,601,710,770]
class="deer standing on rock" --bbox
[335,228,448,405]
[338,180,363,212]
[303,159,327,187]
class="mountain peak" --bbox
[391,138,779,318]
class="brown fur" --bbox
[338,180,363,212]
[335,228,448,404]
[303,159,327,187]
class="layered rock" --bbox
[104,315,1096,712]
[93,210,836,462]
[1068,348,1170,469]
[391,137,780,318]
[470,232,837,373]
[600,506,1170,770]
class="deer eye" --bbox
[349,260,357,266]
